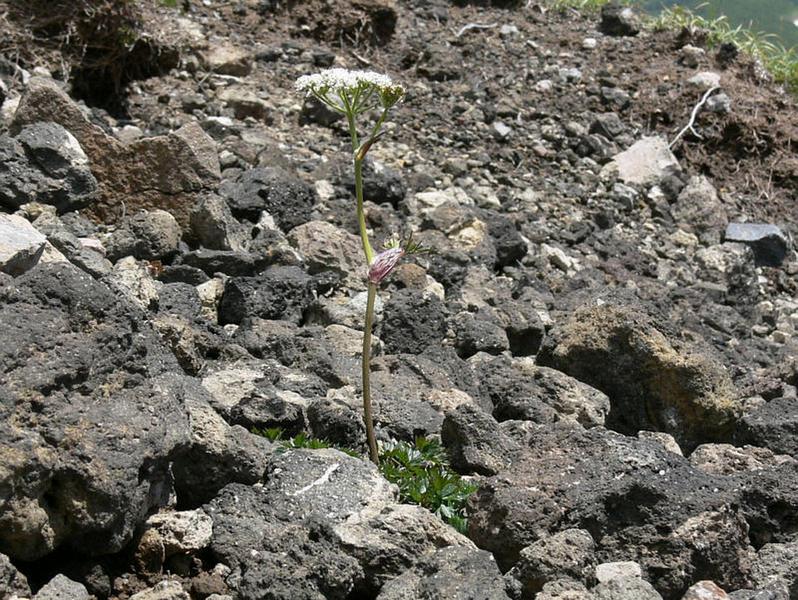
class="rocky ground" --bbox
[1,0,798,599]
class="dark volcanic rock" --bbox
[0,122,98,213]
[0,552,31,598]
[218,266,315,325]
[381,289,447,354]
[173,389,273,506]
[0,263,190,561]
[477,356,610,428]
[508,528,597,597]
[724,223,791,267]
[537,302,740,451]
[453,311,510,359]
[179,248,272,276]
[206,449,395,599]
[599,2,640,36]
[736,396,798,457]
[441,404,517,476]
[106,209,182,262]
[467,424,753,599]
[376,546,513,600]
[221,166,317,231]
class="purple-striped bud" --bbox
[367,247,405,285]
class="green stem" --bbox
[362,283,379,465]
[347,109,374,264]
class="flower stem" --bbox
[362,282,379,465]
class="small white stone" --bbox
[595,561,643,583]
[688,71,721,90]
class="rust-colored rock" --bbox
[11,77,220,228]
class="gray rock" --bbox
[229,388,307,435]
[172,388,272,505]
[689,444,796,476]
[509,529,597,597]
[106,209,182,261]
[0,123,97,213]
[593,577,662,599]
[750,543,798,597]
[308,397,366,449]
[218,266,316,325]
[728,580,790,599]
[736,396,798,457]
[232,319,359,388]
[179,248,273,277]
[600,2,640,36]
[288,221,365,290]
[370,350,480,440]
[0,213,47,276]
[217,85,270,121]
[537,302,739,451]
[206,449,395,599]
[605,137,679,186]
[0,552,31,598]
[724,223,790,267]
[480,357,610,429]
[334,503,475,592]
[376,546,513,600]
[671,176,727,245]
[707,93,732,113]
[141,509,213,558]
[381,289,447,354]
[441,404,517,476]
[129,580,190,600]
[202,43,253,76]
[190,194,248,252]
[0,263,190,561]
[536,579,593,600]
[595,562,643,584]
[468,424,753,597]
[221,166,316,231]
[688,71,722,90]
[106,256,160,311]
[33,574,90,600]
[453,312,510,359]
[590,113,625,140]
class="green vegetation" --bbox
[379,438,477,535]
[253,429,477,534]
[544,0,798,94]
[649,5,798,93]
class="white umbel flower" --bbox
[296,68,404,112]
[296,68,392,95]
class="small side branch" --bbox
[670,86,720,149]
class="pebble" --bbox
[688,71,722,90]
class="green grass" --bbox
[648,4,798,93]
[543,0,798,94]
[252,429,477,534]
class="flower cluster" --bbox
[296,68,405,114]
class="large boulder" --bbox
[206,449,393,599]
[467,423,754,599]
[11,77,220,227]
[0,263,191,561]
[538,302,740,451]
